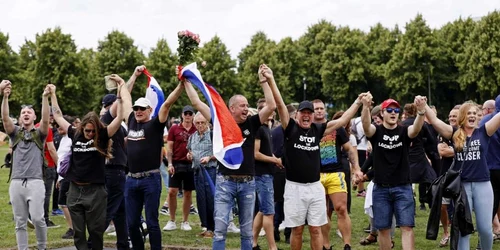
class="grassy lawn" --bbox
[0,143,485,249]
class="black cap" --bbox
[297,101,314,112]
[182,105,195,114]
[102,94,117,108]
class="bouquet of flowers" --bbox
[177,30,200,66]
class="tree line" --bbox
[1,12,500,119]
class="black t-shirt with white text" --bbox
[101,110,127,167]
[255,124,274,176]
[66,126,109,184]
[127,113,166,173]
[368,124,412,185]
[284,118,327,183]
[320,127,349,173]
[219,115,261,176]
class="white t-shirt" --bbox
[56,135,72,181]
[353,117,368,150]
[349,134,358,147]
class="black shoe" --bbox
[62,228,74,239]
[46,219,61,228]
[252,245,261,250]
[285,236,290,244]
[419,204,426,211]
[323,246,332,250]
[274,228,280,242]
[344,244,351,250]
[363,224,371,233]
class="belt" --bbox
[128,169,160,178]
[73,181,91,186]
[223,175,254,183]
[377,183,403,188]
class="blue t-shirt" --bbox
[453,125,490,182]
[479,112,500,170]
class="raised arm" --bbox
[257,66,276,125]
[261,65,288,129]
[325,93,365,135]
[158,83,184,123]
[1,80,14,134]
[126,65,145,93]
[106,78,124,137]
[407,96,426,139]
[110,74,133,124]
[184,80,211,121]
[360,94,376,138]
[485,112,500,136]
[424,103,453,140]
[38,86,51,136]
[48,85,71,134]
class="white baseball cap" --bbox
[133,97,152,108]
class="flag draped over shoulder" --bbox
[181,63,244,170]
[143,69,165,118]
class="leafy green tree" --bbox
[321,27,369,109]
[457,11,500,101]
[96,31,146,100]
[32,27,95,116]
[0,32,26,116]
[272,37,305,104]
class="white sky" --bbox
[1,0,499,58]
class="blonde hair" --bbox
[452,101,477,152]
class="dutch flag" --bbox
[143,69,165,118]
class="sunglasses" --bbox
[84,129,96,133]
[184,112,193,116]
[21,104,33,109]
[385,108,400,114]
[133,106,148,111]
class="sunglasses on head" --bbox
[133,106,148,111]
[84,129,95,133]
[385,108,400,114]
[21,104,33,109]
[184,112,193,116]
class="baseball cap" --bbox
[297,101,314,112]
[133,97,152,108]
[102,94,117,108]
[381,99,400,109]
[182,105,195,114]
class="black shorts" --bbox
[169,171,195,191]
[358,150,367,167]
[273,172,286,203]
[58,179,70,206]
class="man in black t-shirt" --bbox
[182,66,276,250]
[262,65,366,250]
[361,96,427,250]
[120,66,184,250]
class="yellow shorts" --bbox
[320,172,347,194]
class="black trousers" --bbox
[491,170,500,219]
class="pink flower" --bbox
[179,31,186,36]
[201,61,207,67]
[195,38,201,44]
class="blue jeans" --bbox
[255,175,275,215]
[213,174,256,250]
[194,167,216,231]
[458,181,493,250]
[104,167,129,250]
[159,162,169,191]
[372,184,415,230]
[125,173,162,250]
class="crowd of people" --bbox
[2,63,500,250]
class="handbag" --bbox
[442,138,470,198]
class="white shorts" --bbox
[283,180,327,227]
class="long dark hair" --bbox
[75,111,112,159]
[332,110,351,136]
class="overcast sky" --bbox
[1,0,499,58]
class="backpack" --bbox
[0,152,11,168]
[350,118,365,144]
[8,128,47,182]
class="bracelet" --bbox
[417,110,426,116]
[354,100,362,106]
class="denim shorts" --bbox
[255,175,275,215]
[372,184,415,230]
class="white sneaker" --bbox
[227,222,240,233]
[163,221,176,231]
[180,221,192,231]
[279,223,285,231]
[259,228,266,236]
[107,231,117,236]
[105,224,116,233]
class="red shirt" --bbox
[35,123,56,168]
[167,123,196,162]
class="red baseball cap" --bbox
[381,99,400,109]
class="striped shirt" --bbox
[187,129,218,169]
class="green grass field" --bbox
[0,144,486,249]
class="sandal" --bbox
[360,233,377,245]
[439,236,450,247]
[493,232,500,241]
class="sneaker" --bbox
[323,246,332,250]
[163,221,176,231]
[344,244,351,250]
[105,224,116,233]
[108,231,117,236]
[201,230,214,238]
[252,245,261,250]
[160,206,169,215]
[419,204,427,211]
[46,219,61,228]
[61,228,74,239]
[189,205,198,215]
[227,222,240,233]
[364,224,371,233]
[51,209,64,216]
[278,223,286,231]
[27,219,35,229]
[357,190,366,197]
[180,221,192,231]
[259,228,266,236]
[177,192,183,198]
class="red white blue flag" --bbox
[181,63,244,169]
[143,69,165,118]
